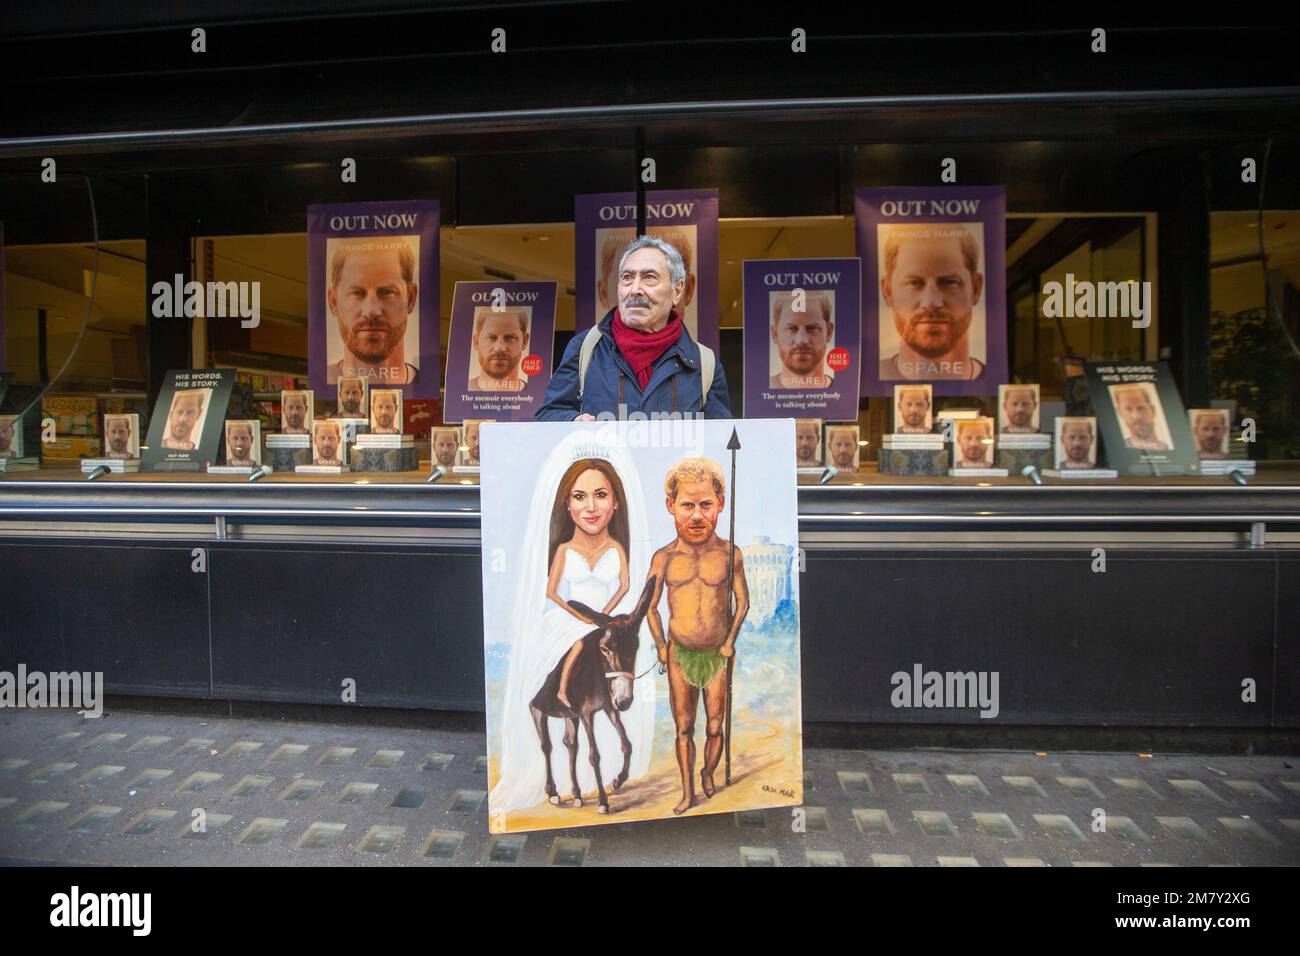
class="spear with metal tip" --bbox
[724,426,740,787]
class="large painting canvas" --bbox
[481,419,802,833]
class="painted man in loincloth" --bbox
[646,457,750,815]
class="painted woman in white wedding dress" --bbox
[550,461,629,710]
[490,432,654,818]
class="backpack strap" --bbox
[580,325,716,411]
[576,326,604,402]
[698,343,715,408]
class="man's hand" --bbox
[575,413,597,422]
[719,644,734,659]
[656,643,668,665]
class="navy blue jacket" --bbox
[536,310,732,420]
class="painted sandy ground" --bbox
[488,708,802,833]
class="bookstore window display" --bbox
[0,229,155,477]
[1,145,1296,487]
[1,14,1297,804]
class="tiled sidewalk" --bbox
[1,707,1297,866]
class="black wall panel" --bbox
[1,536,1294,727]
[0,540,211,697]
[208,542,484,710]
[800,549,1281,726]
[1275,553,1300,728]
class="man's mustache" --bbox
[624,296,651,308]
[908,312,952,324]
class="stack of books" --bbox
[882,433,944,451]
[1200,459,1255,476]
[998,432,1051,450]
[1042,466,1119,479]
[80,458,139,474]
[356,432,413,449]
[0,456,40,473]
[1201,431,1256,475]
[267,433,310,448]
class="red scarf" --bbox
[611,308,683,389]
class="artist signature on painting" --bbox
[762,784,796,798]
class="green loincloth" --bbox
[673,643,725,689]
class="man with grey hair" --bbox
[597,228,697,323]
[537,236,731,420]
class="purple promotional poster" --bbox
[442,281,558,423]
[855,187,1007,397]
[574,189,719,351]
[743,258,862,421]
[308,200,440,400]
